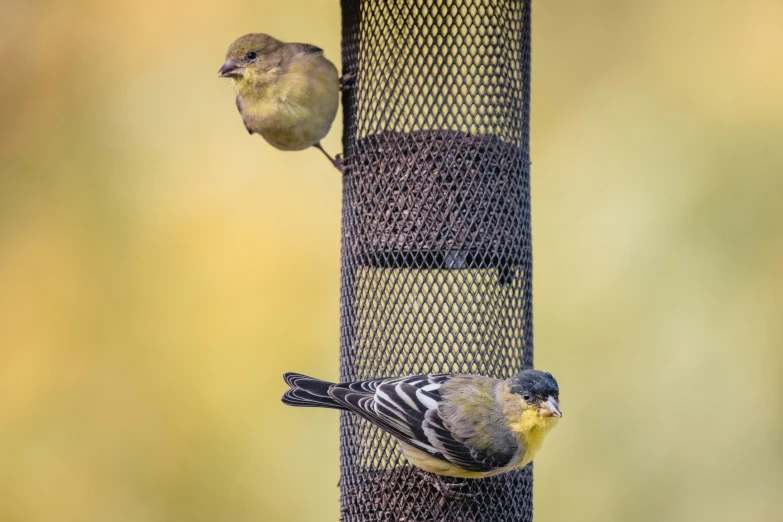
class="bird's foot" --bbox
[333,154,345,174]
[340,72,356,92]
[313,143,345,174]
[418,470,474,501]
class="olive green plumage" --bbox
[282,370,561,480]
[218,33,341,168]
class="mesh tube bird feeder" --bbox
[339,1,533,520]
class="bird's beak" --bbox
[218,59,243,78]
[541,396,562,417]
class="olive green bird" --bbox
[218,33,344,171]
[282,369,561,496]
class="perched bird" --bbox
[282,369,561,495]
[218,33,343,171]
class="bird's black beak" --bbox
[541,396,562,418]
[218,59,242,78]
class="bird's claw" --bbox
[340,72,356,92]
[333,154,345,174]
[313,143,346,174]
[418,471,474,502]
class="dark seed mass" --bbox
[340,466,532,521]
[344,130,530,268]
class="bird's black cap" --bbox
[509,369,559,398]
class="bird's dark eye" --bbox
[522,393,531,401]
[245,51,257,60]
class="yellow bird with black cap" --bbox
[282,369,561,495]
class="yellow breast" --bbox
[508,408,559,467]
[234,53,339,151]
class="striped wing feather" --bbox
[329,375,515,473]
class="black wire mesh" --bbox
[339,1,533,520]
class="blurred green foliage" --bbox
[1,1,782,521]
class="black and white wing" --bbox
[329,375,516,473]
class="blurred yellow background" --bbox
[1,1,782,521]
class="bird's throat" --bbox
[508,409,558,466]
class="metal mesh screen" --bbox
[339,1,533,520]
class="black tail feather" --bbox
[281,373,343,410]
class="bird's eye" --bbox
[522,393,531,401]
[245,51,257,60]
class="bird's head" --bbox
[219,33,284,87]
[509,369,561,419]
